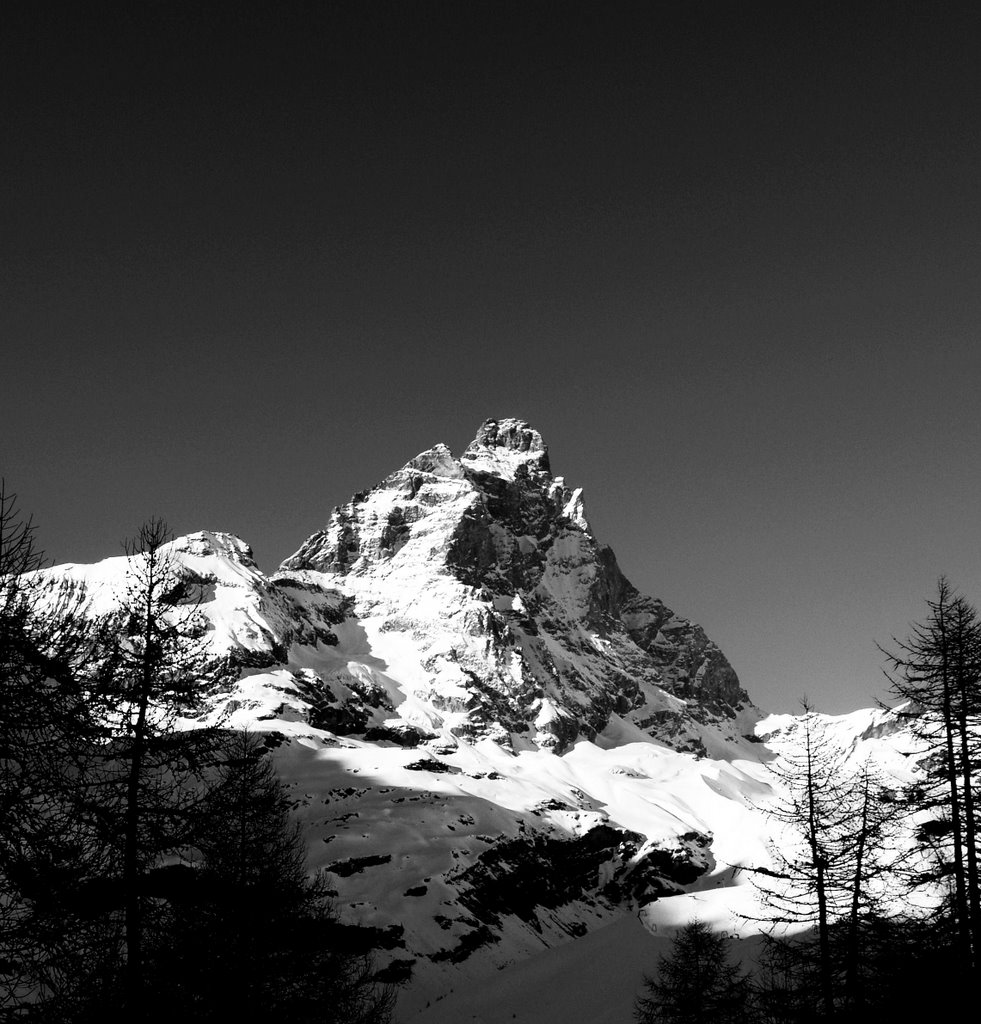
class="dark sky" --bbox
[5,2,981,715]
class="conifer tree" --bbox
[634,920,748,1024]
[0,483,117,1020]
[150,731,394,1023]
[90,519,220,1017]
[881,579,981,969]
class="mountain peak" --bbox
[462,417,551,479]
[166,530,257,567]
[277,416,751,752]
[469,417,546,454]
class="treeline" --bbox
[0,486,394,1023]
[635,577,981,1023]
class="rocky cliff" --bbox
[279,417,752,755]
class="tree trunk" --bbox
[804,719,835,1018]
[952,601,981,970]
[844,769,871,1009]
[123,686,148,1014]
[936,597,970,964]
[123,550,158,1014]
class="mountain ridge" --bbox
[25,417,919,1015]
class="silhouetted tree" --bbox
[750,701,900,1018]
[837,758,898,1011]
[756,912,970,1024]
[149,731,395,1023]
[87,519,220,1018]
[3,508,395,1022]
[0,484,117,1020]
[634,920,748,1024]
[881,579,981,969]
[751,704,850,1016]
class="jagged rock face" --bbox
[281,417,752,753]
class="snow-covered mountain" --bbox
[31,418,920,1018]
[277,417,753,755]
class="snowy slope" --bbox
[27,418,925,1014]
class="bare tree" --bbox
[749,701,899,1018]
[753,704,850,1016]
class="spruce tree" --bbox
[634,920,748,1024]
[150,731,394,1023]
